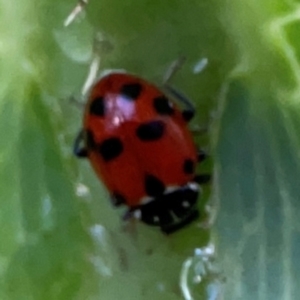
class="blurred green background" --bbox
[1,0,300,299]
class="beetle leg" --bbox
[164,84,195,122]
[162,57,195,122]
[74,129,88,158]
[193,174,211,184]
[198,149,209,162]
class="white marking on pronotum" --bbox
[187,182,199,191]
[153,215,160,223]
[164,185,179,194]
[139,182,198,207]
[182,201,190,208]
[140,196,154,205]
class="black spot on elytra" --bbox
[183,159,195,174]
[98,137,123,161]
[153,96,174,115]
[112,192,126,206]
[86,129,96,149]
[145,174,165,197]
[89,96,105,116]
[136,120,165,141]
[120,83,142,100]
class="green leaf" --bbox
[1,0,299,299]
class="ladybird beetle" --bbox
[74,72,209,234]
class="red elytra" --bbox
[74,72,207,234]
